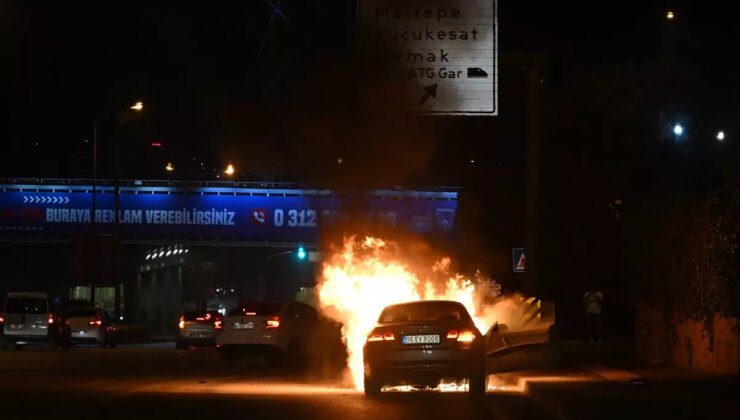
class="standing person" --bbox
[583,285,604,342]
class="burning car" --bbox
[362,300,487,396]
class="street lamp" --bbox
[165,162,175,172]
[666,11,675,20]
[716,131,726,142]
[130,101,144,112]
[673,123,684,137]
[224,163,235,176]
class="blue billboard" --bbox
[0,182,457,244]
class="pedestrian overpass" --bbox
[0,179,458,247]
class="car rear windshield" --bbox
[5,297,47,314]
[378,301,471,324]
[228,303,282,317]
[67,308,97,317]
[183,310,217,321]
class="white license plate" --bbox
[192,333,209,339]
[402,334,440,344]
[232,322,254,330]
[8,324,25,330]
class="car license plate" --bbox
[232,322,254,330]
[8,324,25,330]
[402,334,440,344]
[193,333,208,339]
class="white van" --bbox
[2,292,68,350]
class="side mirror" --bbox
[492,323,509,333]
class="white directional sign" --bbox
[359,0,498,116]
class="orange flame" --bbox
[317,236,502,390]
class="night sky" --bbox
[3,0,736,185]
[1,0,739,317]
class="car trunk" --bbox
[4,313,48,337]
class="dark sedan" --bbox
[363,300,487,396]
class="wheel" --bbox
[364,374,381,396]
[287,338,302,367]
[46,334,58,351]
[6,339,18,351]
[469,368,487,398]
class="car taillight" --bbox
[89,319,102,326]
[265,316,280,329]
[0,314,4,324]
[214,318,223,330]
[48,315,55,324]
[447,329,476,343]
[178,316,185,330]
[367,329,395,342]
[205,313,212,321]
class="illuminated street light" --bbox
[130,101,144,111]
[224,164,235,176]
[165,162,175,172]
[673,123,684,137]
[666,11,675,20]
[716,131,725,142]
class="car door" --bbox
[484,300,555,372]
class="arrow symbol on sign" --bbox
[23,196,28,203]
[63,197,69,203]
[419,83,438,105]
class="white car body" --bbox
[66,307,112,346]
[2,292,56,349]
[216,301,317,357]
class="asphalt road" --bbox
[0,343,554,420]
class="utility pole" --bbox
[524,64,541,296]
[90,122,97,307]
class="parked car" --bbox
[176,310,221,349]
[66,307,117,348]
[362,300,486,396]
[2,292,70,351]
[216,301,319,363]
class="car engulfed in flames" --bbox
[317,236,508,392]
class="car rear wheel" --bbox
[6,339,18,351]
[364,375,381,396]
[468,370,487,398]
[46,333,59,351]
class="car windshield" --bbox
[67,308,97,317]
[378,301,471,324]
[5,297,47,314]
[228,303,282,317]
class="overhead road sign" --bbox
[359,0,498,115]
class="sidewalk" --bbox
[522,366,739,420]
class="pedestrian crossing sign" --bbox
[513,247,525,273]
